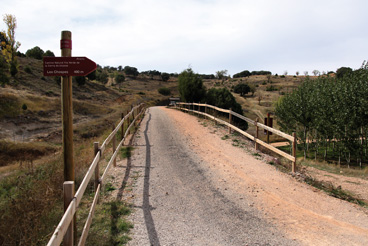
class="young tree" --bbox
[234,83,250,96]
[1,14,21,76]
[216,69,228,82]
[178,68,206,102]
[312,70,320,76]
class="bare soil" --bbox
[113,107,368,245]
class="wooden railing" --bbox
[47,103,146,246]
[175,102,297,172]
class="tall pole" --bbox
[61,30,74,183]
[61,30,75,244]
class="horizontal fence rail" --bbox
[175,102,296,171]
[47,103,146,246]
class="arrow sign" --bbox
[43,57,97,77]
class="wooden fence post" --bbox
[292,132,297,173]
[255,118,259,150]
[131,105,134,134]
[121,113,124,141]
[112,124,117,167]
[127,110,130,134]
[63,181,75,246]
[267,113,271,144]
[228,108,232,134]
[94,142,100,192]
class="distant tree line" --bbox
[233,70,272,78]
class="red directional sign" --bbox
[43,57,97,77]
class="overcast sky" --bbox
[2,0,368,75]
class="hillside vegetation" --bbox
[0,56,179,245]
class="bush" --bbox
[115,74,125,84]
[161,72,170,82]
[10,61,18,76]
[43,50,55,57]
[24,66,32,74]
[206,87,248,130]
[96,70,109,84]
[26,46,44,60]
[158,87,171,96]
[266,85,278,91]
[74,76,86,86]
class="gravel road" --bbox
[119,106,368,246]
[126,107,297,245]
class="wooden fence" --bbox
[47,103,146,246]
[175,102,297,172]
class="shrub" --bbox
[206,87,248,130]
[24,66,32,74]
[74,76,86,86]
[158,87,171,96]
[26,46,44,60]
[115,74,125,84]
[10,61,18,76]
[161,72,170,82]
[266,85,278,91]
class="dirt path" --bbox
[114,107,368,245]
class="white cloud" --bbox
[2,0,368,75]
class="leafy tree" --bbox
[249,84,256,96]
[234,83,250,96]
[233,70,251,78]
[178,68,206,102]
[296,71,299,76]
[161,72,170,82]
[216,70,228,81]
[312,70,320,76]
[43,50,55,57]
[124,66,139,78]
[1,14,21,76]
[26,46,44,60]
[115,74,125,84]
[336,67,353,79]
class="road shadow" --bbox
[142,111,161,246]
[117,110,160,245]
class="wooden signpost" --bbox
[43,30,97,246]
